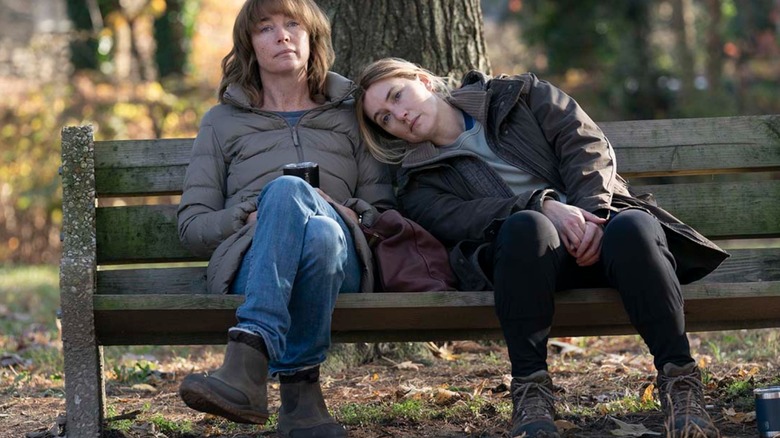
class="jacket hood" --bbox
[223,71,357,110]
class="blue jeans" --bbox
[229,176,361,375]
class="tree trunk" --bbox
[65,0,100,71]
[704,0,723,91]
[671,0,695,99]
[154,0,187,78]
[318,0,490,79]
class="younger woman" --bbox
[355,58,726,438]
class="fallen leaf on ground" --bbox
[722,407,756,424]
[549,340,585,355]
[554,419,578,432]
[433,388,461,405]
[382,357,423,370]
[472,378,489,397]
[130,383,157,393]
[450,340,492,354]
[738,366,759,378]
[641,383,655,403]
[396,384,431,400]
[426,342,460,361]
[609,416,661,436]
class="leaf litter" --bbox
[1,331,778,436]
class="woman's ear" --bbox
[417,74,433,91]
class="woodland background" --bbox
[1,0,779,265]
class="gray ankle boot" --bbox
[510,370,560,438]
[179,330,269,424]
[277,367,347,438]
[657,362,721,438]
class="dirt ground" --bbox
[1,333,774,438]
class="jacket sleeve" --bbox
[523,73,617,214]
[177,116,256,257]
[398,171,523,246]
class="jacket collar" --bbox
[401,71,527,169]
[223,71,355,111]
[401,71,492,169]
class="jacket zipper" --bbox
[291,124,304,162]
[223,92,345,165]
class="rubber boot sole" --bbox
[179,375,269,424]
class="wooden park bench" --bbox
[59,115,780,436]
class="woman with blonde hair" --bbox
[355,57,726,438]
[176,2,394,436]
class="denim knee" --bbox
[257,175,314,205]
[301,216,347,268]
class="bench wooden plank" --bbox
[94,180,780,264]
[91,115,780,196]
[94,247,780,295]
[600,115,780,176]
[92,280,780,344]
[95,166,186,197]
[95,205,200,263]
[638,179,780,239]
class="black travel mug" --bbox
[282,162,319,188]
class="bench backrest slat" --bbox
[600,115,780,176]
[94,178,780,264]
[92,115,780,196]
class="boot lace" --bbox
[511,380,557,423]
[658,372,720,438]
[658,373,708,419]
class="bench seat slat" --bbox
[92,280,780,345]
[94,247,780,295]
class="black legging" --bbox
[483,209,693,377]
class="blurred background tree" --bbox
[1,0,778,265]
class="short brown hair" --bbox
[218,0,335,106]
[355,58,450,164]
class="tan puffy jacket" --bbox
[178,72,396,294]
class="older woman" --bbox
[355,58,726,438]
[176,2,394,436]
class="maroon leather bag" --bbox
[360,209,457,292]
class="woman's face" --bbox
[251,13,310,78]
[362,75,441,144]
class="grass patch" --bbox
[338,399,436,425]
[0,264,60,337]
[149,413,194,435]
[338,395,508,427]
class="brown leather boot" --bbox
[179,330,269,424]
[510,370,560,438]
[277,366,347,438]
[657,362,721,438]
